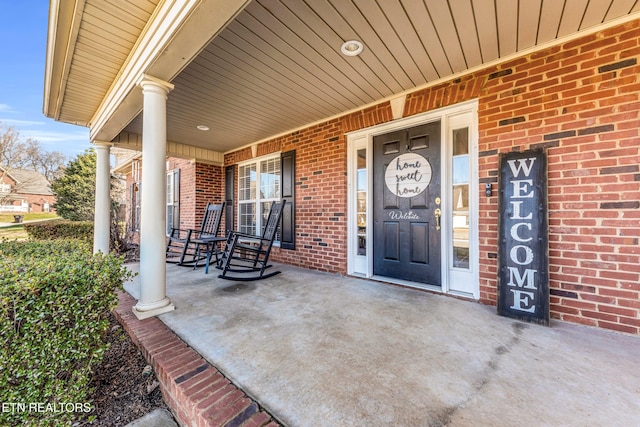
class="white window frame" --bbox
[237,153,281,237]
[166,169,178,235]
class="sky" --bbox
[0,2,92,160]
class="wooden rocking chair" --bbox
[165,202,225,266]
[218,200,286,281]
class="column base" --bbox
[133,298,175,320]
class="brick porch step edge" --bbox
[113,290,281,427]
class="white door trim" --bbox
[347,100,479,299]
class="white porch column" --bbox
[133,74,175,319]
[93,142,111,254]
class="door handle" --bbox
[434,208,441,231]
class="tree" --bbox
[0,123,67,204]
[22,139,68,182]
[51,149,96,221]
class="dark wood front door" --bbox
[373,122,441,285]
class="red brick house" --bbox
[0,167,55,214]
[45,1,639,333]
[112,150,223,242]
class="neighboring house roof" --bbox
[1,168,53,196]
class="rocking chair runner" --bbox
[165,202,225,266]
[218,200,286,281]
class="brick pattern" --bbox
[404,21,640,334]
[219,20,640,334]
[194,162,224,232]
[123,159,224,242]
[172,158,196,231]
[123,170,140,244]
[0,193,56,213]
[114,291,280,427]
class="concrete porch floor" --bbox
[124,263,640,427]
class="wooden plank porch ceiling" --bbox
[46,0,640,155]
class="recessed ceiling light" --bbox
[196,125,210,131]
[341,40,363,56]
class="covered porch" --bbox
[45,1,640,329]
[120,262,640,426]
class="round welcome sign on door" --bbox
[385,153,432,197]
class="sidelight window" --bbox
[356,149,367,256]
[452,127,470,268]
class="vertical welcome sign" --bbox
[497,149,549,325]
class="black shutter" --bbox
[130,183,137,232]
[225,165,234,236]
[136,182,141,232]
[173,169,180,229]
[280,150,295,250]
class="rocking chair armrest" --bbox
[229,231,259,240]
[229,231,270,245]
[191,230,215,239]
[168,228,194,239]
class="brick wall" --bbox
[471,21,639,335]
[223,20,639,334]
[22,194,56,213]
[194,162,224,231]
[123,158,223,242]
[166,158,224,231]
[168,158,196,230]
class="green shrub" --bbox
[23,220,93,243]
[0,239,134,426]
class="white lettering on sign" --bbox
[511,180,534,198]
[505,156,538,313]
[511,200,532,220]
[510,289,536,313]
[507,157,536,177]
[510,223,532,242]
[388,211,421,220]
[384,153,432,198]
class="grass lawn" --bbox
[0,224,28,240]
[0,214,60,240]
[0,212,59,223]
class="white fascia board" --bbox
[43,0,86,121]
[111,131,224,166]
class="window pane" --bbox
[260,200,282,241]
[356,149,366,256]
[452,127,470,269]
[239,202,256,235]
[453,156,469,184]
[239,164,256,201]
[166,206,173,235]
[166,173,173,204]
[453,128,469,156]
[260,158,280,200]
[260,201,272,235]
